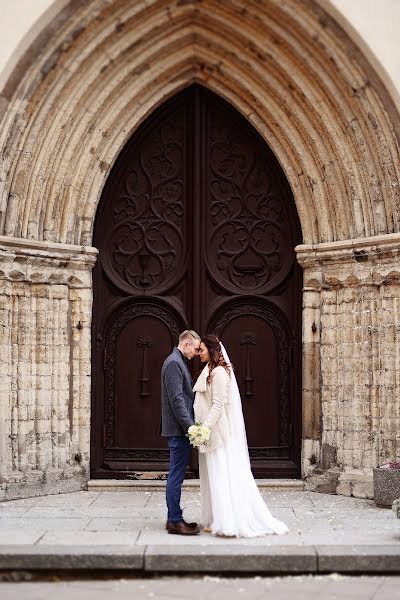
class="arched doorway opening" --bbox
[91,85,302,479]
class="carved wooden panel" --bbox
[205,104,294,295]
[98,105,188,295]
[104,301,184,450]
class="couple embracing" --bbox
[161,330,288,538]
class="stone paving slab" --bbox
[1,497,42,507]
[0,518,91,531]
[20,506,161,518]
[88,492,149,508]
[0,531,44,545]
[34,492,101,507]
[37,530,140,545]
[85,517,161,531]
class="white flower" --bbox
[187,422,211,448]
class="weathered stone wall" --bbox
[298,234,400,498]
[0,237,97,500]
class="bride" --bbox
[193,334,288,538]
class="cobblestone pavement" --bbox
[0,489,398,546]
[1,575,400,600]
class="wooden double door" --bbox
[91,86,302,479]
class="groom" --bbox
[161,330,201,535]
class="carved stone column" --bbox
[297,233,400,498]
[0,236,97,500]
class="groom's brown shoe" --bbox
[165,519,198,531]
[166,521,200,535]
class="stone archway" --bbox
[0,0,399,499]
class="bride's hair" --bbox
[202,334,231,383]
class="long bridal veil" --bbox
[219,343,288,536]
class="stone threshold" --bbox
[87,479,305,492]
[0,545,399,574]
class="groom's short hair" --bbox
[179,329,201,344]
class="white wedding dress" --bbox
[196,344,288,538]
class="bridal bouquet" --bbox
[187,422,211,448]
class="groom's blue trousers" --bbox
[166,435,191,523]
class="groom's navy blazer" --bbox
[161,347,195,437]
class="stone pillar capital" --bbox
[295,232,400,268]
[0,235,98,287]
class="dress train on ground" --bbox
[199,443,288,538]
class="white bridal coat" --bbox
[193,365,230,452]
[193,363,288,538]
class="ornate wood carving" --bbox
[136,335,153,398]
[105,448,170,461]
[240,330,256,399]
[205,105,293,295]
[249,447,288,459]
[100,107,187,295]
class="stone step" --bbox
[87,478,305,492]
[0,544,399,575]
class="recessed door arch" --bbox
[91,85,302,479]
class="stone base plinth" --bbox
[373,468,400,507]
